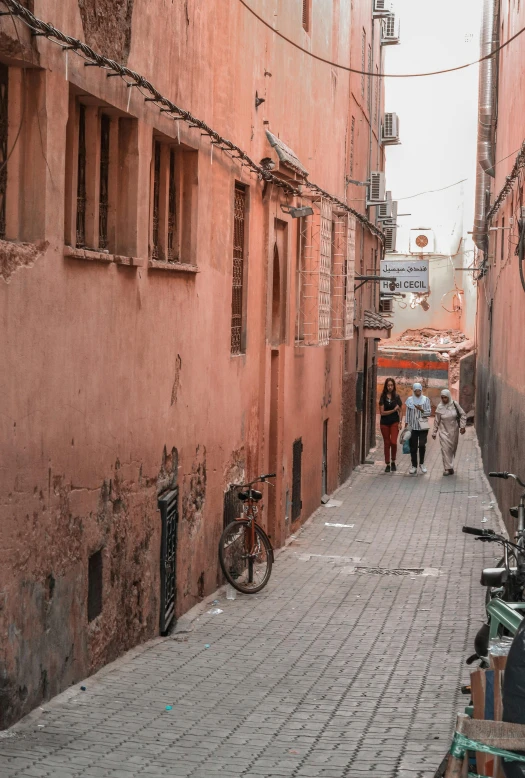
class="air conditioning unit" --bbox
[381,13,400,45]
[378,191,392,220]
[409,228,434,254]
[368,171,386,204]
[384,225,397,252]
[373,0,392,16]
[382,113,400,145]
[379,297,394,314]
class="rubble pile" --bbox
[390,328,468,349]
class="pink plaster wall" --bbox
[0,0,385,726]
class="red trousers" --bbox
[380,424,398,463]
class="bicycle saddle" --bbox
[238,490,263,502]
[481,567,508,586]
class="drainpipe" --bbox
[472,0,500,251]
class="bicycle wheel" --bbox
[219,520,273,594]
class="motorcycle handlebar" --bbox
[261,473,276,480]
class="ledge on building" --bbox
[363,309,394,340]
[64,246,143,267]
[148,259,199,273]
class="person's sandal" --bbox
[385,464,391,473]
[391,462,397,472]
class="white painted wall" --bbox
[383,0,481,341]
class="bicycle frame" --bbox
[232,474,275,584]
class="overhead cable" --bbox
[239,0,525,79]
[0,0,383,242]
[486,140,525,223]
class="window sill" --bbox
[148,259,199,273]
[64,246,143,266]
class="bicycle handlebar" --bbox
[462,526,495,536]
[232,473,276,489]
[489,471,525,488]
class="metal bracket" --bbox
[354,273,397,291]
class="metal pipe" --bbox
[472,0,500,250]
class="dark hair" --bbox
[380,377,397,403]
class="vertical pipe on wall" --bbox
[472,0,500,251]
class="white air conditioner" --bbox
[381,13,400,45]
[409,228,434,254]
[373,0,392,16]
[382,113,400,145]
[368,171,386,203]
[384,225,397,252]
[379,297,394,314]
[378,191,392,220]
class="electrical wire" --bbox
[0,0,384,242]
[239,0,525,79]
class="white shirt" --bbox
[405,396,432,430]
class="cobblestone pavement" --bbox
[0,429,501,778]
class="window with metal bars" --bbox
[152,140,161,260]
[349,116,355,176]
[167,149,176,261]
[99,114,110,250]
[302,0,310,32]
[0,63,8,241]
[291,438,303,521]
[231,183,247,355]
[149,138,197,267]
[367,44,372,113]
[76,104,87,248]
[361,30,366,98]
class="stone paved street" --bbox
[0,429,501,778]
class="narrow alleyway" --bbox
[0,430,497,778]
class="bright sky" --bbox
[384,0,482,254]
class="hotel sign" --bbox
[380,259,429,293]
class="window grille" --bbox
[231,183,246,355]
[158,488,178,635]
[76,104,87,248]
[87,549,103,622]
[0,64,7,240]
[367,44,372,112]
[99,114,110,250]
[167,148,176,261]
[292,438,303,521]
[302,0,309,31]
[349,116,355,176]
[152,140,161,260]
[345,215,356,339]
[361,30,366,97]
[318,199,332,345]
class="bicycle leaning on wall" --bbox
[218,474,276,594]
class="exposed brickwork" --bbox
[77,0,134,64]
[0,429,497,777]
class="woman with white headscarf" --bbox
[432,389,467,475]
[404,382,432,475]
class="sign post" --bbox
[380,259,429,294]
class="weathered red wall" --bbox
[0,0,384,725]
[475,0,525,533]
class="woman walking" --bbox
[404,382,432,475]
[432,389,466,475]
[379,378,403,473]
